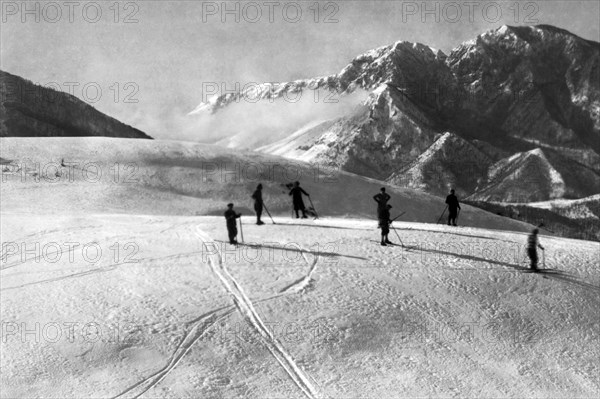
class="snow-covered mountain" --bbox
[0,70,152,139]
[192,25,600,203]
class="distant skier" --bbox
[289,181,309,219]
[378,204,393,246]
[373,187,391,218]
[224,203,241,244]
[445,189,461,226]
[251,184,265,225]
[527,228,544,271]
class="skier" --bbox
[527,228,544,271]
[224,203,241,245]
[251,184,265,225]
[373,187,391,218]
[289,181,310,219]
[379,204,393,246]
[445,189,461,226]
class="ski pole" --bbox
[263,203,276,224]
[436,206,448,224]
[391,211,406,222]
[308,196,319,219]
[542,248,545,268]
[391,225,404,247]
[239,216,244,243]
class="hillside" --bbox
[465,195,600,241]
[0,137,533,233]
[0,70,152,139]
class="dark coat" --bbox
[252,189,263,211]
[224,209,240,229]
[289,186,308,210]
[374,192,391,217]
[445,194,461,212]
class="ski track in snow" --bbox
[279,243,319,294]
[112,226,322,399]
[195,227,321,399]
[0,251,203,291]
[112,309,235,399]
[112,288,305,399]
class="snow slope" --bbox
[1,214,599,398]
[0,137,534,232]
[1,137,599,398]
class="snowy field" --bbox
[1,138,599,398]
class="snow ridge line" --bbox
[280,246,320,293]
[196,228,321,399]
[112,310,234,399]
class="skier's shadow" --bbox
[277,222,371,231]
[403,228,507,243]
[412,246,600,293]
[213,240,368,261]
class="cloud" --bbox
[174,88,369,149]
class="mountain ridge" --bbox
[190,24,600,204]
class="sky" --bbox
[1,0,599,141]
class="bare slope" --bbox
[0,70,152,139]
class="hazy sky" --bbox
[2,0,599,140]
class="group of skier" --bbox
[374,187,462,246]
[224,183,545,272]
[224,181,312,245]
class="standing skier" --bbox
[251,184,265,225]
[445,189,461,226]
[527,228,544,271]
[289,181,309,219]
[373,187,391,218]
[224,203,241,244]
[379,204,393,246]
